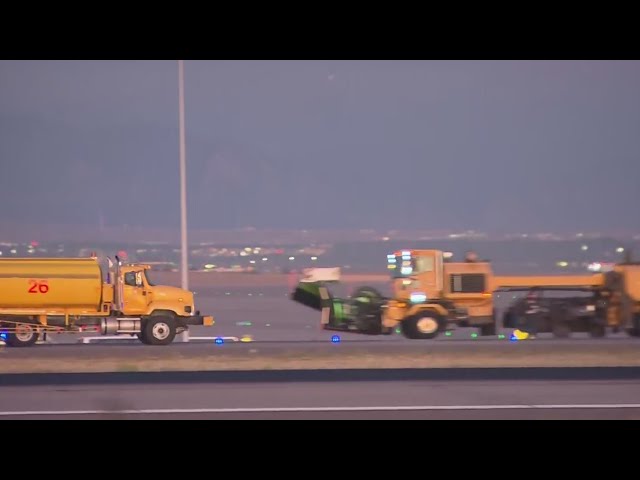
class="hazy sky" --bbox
[1,60,639,233]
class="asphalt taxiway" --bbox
[2,335,639,360]
[1,367,640,419]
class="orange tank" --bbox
[0,258,103,310]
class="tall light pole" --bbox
[178,60,189,290]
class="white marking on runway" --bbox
[2,404,640,416]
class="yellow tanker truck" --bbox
[0,255,214,347]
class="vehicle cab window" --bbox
[124,271,144,287]
[124,272,136,286]
[389,251,435,278]
[414,255,434,273]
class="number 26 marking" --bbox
[28,280,49,294]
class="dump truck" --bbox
[291,249,640,339]
[0,255,214,347]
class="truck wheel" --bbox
[401,311,443,340]
[354,312,384,335]
[138,311,177,345]
[352,286,385,302]
[6,323,39,347]
[137,331,151,345]
[142,316,176,346]
[349,286,386,335]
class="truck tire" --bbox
[6,323,39,347]
[137,331,154,345]
[349,286,387,335]
[401,311,443,340]
[354,310,384,335]
[351,286,385,301]
[138,311,179,345]
[142,316,177,346]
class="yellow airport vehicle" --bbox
[291,249,640,339]
[0,255,214,347]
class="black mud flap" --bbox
[291,281,352,330]
[291,281,331,311]
[290,281,388,335]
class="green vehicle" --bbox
[290,269,393,336]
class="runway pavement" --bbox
[6,408,635,419]
[2,269,637,419]
[1,367,640,419]
[2,335,639,360]
[0,287,640,371]
[2,285,638,350]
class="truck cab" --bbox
[100,257,213,345]
[119,264,196,318]
[385,249,495,336]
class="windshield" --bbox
[388,251,434,278]
[388,251,414,278]
[144,270,156,286]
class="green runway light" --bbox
[471,333,478,338]
[395,328,402,334]
[445,331,452,337]
[498,334,506,339]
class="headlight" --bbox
[410,292,427,303]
